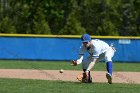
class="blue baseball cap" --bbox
[81,34,91,42]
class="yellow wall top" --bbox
[0,33,140,39]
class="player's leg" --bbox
[97,53,112,84]
[82,56,93,83]
[104,48,115,84]
[106,61,112,84]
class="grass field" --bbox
[0,78,140,93]
[0,60,139,72]
[0,60,140,93]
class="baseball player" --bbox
[71,34,116,84]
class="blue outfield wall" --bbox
[0,36,140,62]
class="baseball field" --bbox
[0,60,140,93]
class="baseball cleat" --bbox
[83,72,88,80]
[82,72,88,83]
[106,73,112,84]
[82,72,92,83]
[88,76,92,83]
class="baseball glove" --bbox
[77,74,83,81]
[71,60,77,66]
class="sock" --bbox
[106,62,112,76]
[88,71,91,77]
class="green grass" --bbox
[0,78,140,93]
[0,60,139,72]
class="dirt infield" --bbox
[0,69,140,84]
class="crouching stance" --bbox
[71,34,116,84]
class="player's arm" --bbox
[71,46,86,66]
[86,58,97,71]
[71,54,83,66]
[76,55,83,64]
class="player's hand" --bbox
[71,60,77,66]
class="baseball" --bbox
[59,69,64,73]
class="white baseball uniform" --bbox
[76,39,115,69]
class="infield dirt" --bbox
[0,69,139,84]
